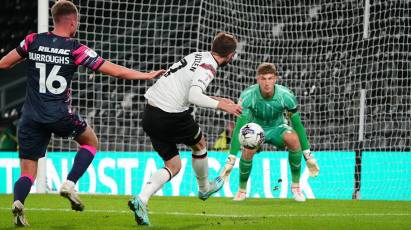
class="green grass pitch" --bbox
[0,194,410,229]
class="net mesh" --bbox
[49,0,411,153]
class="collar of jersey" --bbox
[49,31,71,39]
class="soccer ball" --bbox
[239,123,265,149]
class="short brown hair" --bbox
[257,63,277,76]
[51,0,78,23]
[211,32,238,57]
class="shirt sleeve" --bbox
[72,43,105,71]
[16,33,37,58]
[191,63,217,92]
[188,86,219,109]
[283,89,298,112]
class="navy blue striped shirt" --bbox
[16,32,104,123]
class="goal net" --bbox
[46,0,410,199]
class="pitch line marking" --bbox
[0,207,410,218]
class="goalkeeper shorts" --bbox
[263,124,294,149]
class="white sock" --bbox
[65,180,76,188]
[139,167,171,205]
[192,149,209,193]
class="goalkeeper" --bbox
[219,63,319,202]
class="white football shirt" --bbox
[145,52,218,113]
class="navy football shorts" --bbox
[18,113,87,160]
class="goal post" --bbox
[35,0,49,194]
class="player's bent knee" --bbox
[20,159,38,178]
[86,127,99,147]
[283,131,300,150]
[190,136,206,151]
[91,137,99,149]
[76,126,98,148]
[191,142,205,151]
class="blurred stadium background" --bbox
[1,0,410,229]
[1,0,410,204]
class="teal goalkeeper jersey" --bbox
[229,84,310,155]
[239,84,298,128]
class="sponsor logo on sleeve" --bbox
[199,63,217,76]
[85,48,98,58]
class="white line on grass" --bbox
[0,207,410,218]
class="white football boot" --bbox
[233,189,247,201]
[12,200,29,227]
[291,185,306,202]
[60,180,84,211]
[303,150,320,177]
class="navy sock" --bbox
[67,147,95,183]
[14,176,33,204]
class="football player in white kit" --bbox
[128,32,242,225]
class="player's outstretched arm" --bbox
[210,96,235,104]
[212,96,242,116]
[98,61,165,80]
[0,49,24,70]
[216,100,242,116]
[188,86,242,116]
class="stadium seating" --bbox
[0,0,36,123]
[0,0,37,59]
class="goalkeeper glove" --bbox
[219,155,236,181]
[303,150,320,178]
